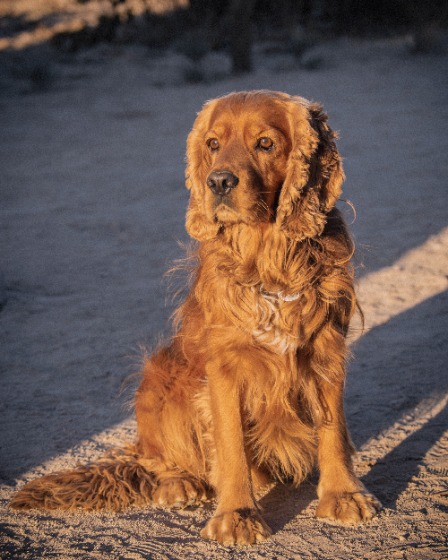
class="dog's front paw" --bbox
[201,508,272,545]
[153,477,208,509]
[316,490,381,524]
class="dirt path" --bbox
[1,36,447,559]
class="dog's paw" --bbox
[201,508,272,546]
[152,477,208,509]
[316,490,381,524]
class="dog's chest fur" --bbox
[210,275,305,354]
[196,229,329,354]
[250,286,302,352]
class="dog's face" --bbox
[186,91,344,242]
[192,95,292,226]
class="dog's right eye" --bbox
[256,137,274,151]
[207,138,220,152]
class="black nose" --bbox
[206,171,239,196]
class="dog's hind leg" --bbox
[135,345,211,509]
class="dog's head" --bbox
[185,91,344,241]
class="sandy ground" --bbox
[0,34,447,559]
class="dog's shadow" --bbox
[258,476,318,533]
[361,402,448,511]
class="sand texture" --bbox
[1,33,447,559]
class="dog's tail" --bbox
[9,446,156,511]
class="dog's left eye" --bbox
[257,137,274,151]
[207,138,220,152]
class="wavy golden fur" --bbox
[11,91,380,545]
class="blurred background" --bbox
[1,0,447,91]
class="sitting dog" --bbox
[11,91,381,545]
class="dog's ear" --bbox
[185,101,222,242]
[276,99,345,241]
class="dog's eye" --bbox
[207,138,220,152]
[257,137,274,151]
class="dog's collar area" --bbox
[259,285,301,302]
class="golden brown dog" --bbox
[11,91,381,545]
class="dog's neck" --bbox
[199,222,317,298]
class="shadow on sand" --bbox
[257,290,448,532]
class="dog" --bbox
[11,91,381,545]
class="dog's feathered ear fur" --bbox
[276,98,345,241]
[185,100,222,241]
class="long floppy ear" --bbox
[185,101,222,242]
[276,99,345,241]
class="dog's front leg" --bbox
[200,358,272,545]
[312,326,382,524]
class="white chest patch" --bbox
[251,286,300,354]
